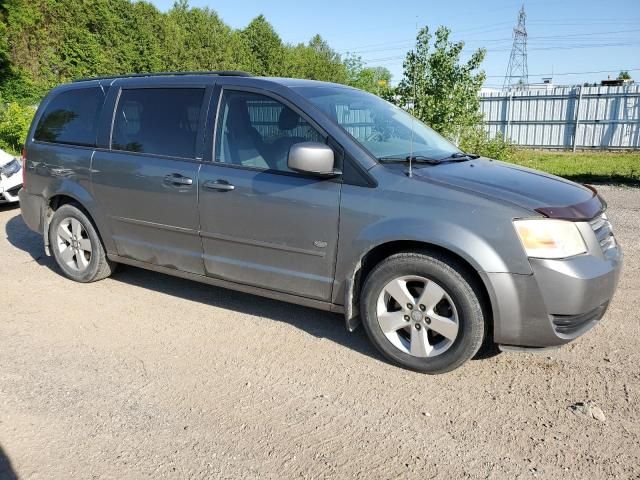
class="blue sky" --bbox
[148,0,640,87]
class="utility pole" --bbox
[503,5,529,90]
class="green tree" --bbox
[0,7,10,86]
[0,0,54,101]
[344,54,392,94]
[0,101,34,153]
[164,2,256,72]
[284,35,348,83]
[242,15,284,76]
[0,0,369,102]
[396,26,486,139]
[617,70,631,80]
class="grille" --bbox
[552,302,608,335]
[6,185,21,196]
[589,214,616,255]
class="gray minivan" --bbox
[19,71,622,373]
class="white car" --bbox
[0,148,22,204]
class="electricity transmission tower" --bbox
[503,5,529,90]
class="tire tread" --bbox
[360,249,486,374]
[49,204,115,283]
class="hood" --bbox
[0,149,21,180]
[410,157,603,220]
[0,148,14,167]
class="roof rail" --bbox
[73,70,253,83]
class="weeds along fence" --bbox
[479,84,640,150]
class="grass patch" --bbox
[506,150,640,186]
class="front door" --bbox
[198,89,341,300]
[92,87,206,274]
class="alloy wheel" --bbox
[56,217,92,272]
[376,275,459,358]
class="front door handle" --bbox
[203,179,235,192]
[164,173,193,186]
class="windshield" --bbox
[294,85,460,161]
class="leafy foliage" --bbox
[344,54,392,95]
[0,0,362,103]
[617,70,632,81]
[241,15,284,76]
[283,35,349,83]
[388,25,516,159]
[395,26,486,140]
[457,126,516,161]
[0,101,34,153]
[0,2,498,159]
[0,0,387,150]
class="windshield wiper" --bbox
[439,152,481,162]
[379,152,480,165]
[378,155,441,164]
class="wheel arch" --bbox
[48,193,81,211]
[44,187,114,255]
[344,240,494,342]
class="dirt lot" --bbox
[1,185,639,479]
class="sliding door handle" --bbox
[164,173,193,186]
[203,180,235,192]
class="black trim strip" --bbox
[110,216,325,257]
[200,231,326,257]
[110,215,199,235]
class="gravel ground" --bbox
[1,185,639,480]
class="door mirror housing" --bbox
[288,142,339,177]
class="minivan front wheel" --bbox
[49,204,115,282]
[361,251,485,374]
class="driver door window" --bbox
[214,90,323,172]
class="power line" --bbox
[343,28,640,56]
[366,63,639,85]
[494,40,640,53]
[338,16,640,53]
[486,67,640,79]
[361,41,640,64]
[528,18,640,24]
[338,20,517,52]
[337,13,640,83]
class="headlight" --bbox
[514,219,587,259]
[1,158,21,177]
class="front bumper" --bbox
[0,179,22,204]
[483,243,622,348]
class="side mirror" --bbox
[288,142,340,177]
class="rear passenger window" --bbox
[111,88,204,159]
[34,87,106,146]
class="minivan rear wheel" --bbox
[49,204,115,282]
[360,251,485,374]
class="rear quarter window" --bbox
[34,87,107,147]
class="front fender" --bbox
[333,215,532,330]
[354,216,519,274]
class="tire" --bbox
[49,204,115,283]
[360,251,486,374]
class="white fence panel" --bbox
[479,85,640,149]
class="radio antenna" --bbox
[408,16,418,178]
[408,78,415,178]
